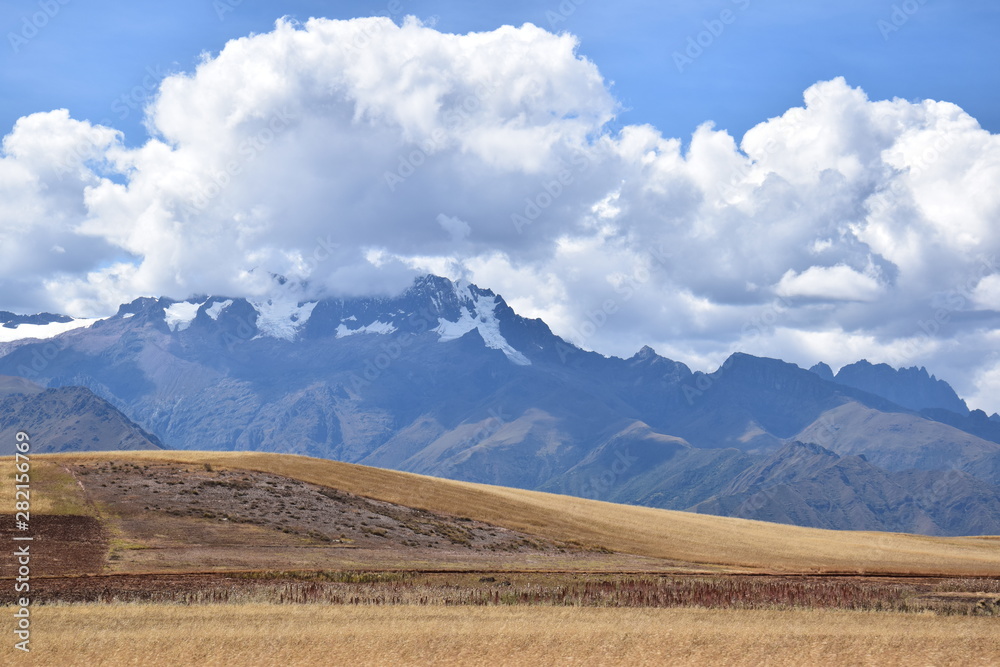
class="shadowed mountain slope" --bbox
[0,376,163,454]
[0,276,998,536]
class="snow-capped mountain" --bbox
[102,275,535,365]
[0,310,98,344]
[2,274,1000,536]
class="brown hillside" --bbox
[26,450,1000,577]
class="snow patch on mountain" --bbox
[204,300,233,320]
[251,298,317,341]
[434,287,530,365]
[163,301,204,332]
[0,318,99,342]
[335,320,397,338]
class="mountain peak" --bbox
[402,275,502,314]
[96,275,535,366]
[780,440,838,458]
[633,345,658,360]
[1,311,73,328]
[809,362,835,382]
[833,359,968,415]
[0,309,98,344]
[718,352,801,376]
[409,273,458,295]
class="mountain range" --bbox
[0,375,163,455]
[1,274,998,536]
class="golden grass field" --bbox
[18,604,1000,666]
[36,450,1000,576]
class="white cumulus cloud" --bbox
[775,264,884,302]
[1,17,999,411]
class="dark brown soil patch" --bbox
[71,461,569,553]
[0,513,107,577]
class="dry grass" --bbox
[5,459,95,515]
[26,451,1000,576]
[16,604,1000,666]
[8,452,998,665]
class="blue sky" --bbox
[2,1,1000,410]
[3,0,998,146]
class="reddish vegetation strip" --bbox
[2,573,246,604]
[3,571,999,615]
[9,568,985,582]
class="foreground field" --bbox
[3,451,1000,665]
[23,604,1000,666]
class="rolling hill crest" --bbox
[1,275,999,536]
